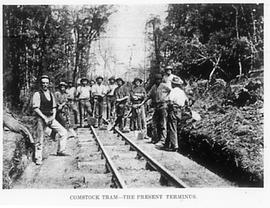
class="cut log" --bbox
[3,113,34,144]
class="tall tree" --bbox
[3,5,114,109]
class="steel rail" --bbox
[90,125,127,188]
[103,119,188,188]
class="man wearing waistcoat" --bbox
[32,75,69,165]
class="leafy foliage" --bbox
[147,4,263,81]
[3,5,114,108]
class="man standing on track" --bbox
[130,78,147,132]
[113,78,130,132]
[106,76,118,122]
[91,76,108,128]
[66,80,79,126]
[55,81,69,128]
[141,74,171,147]
[77,77,92,127]
[32,75,69,165]
[55,81,77,138]
[166,77,189,151]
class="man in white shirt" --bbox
[91,76,108,127]
[163,65,184,89]
[166,76,189,151]
[106,76,118,122]
[76,77,92,127]
[32,75,69,165]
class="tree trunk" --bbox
[233,5,243,78]
[208,54,222,82]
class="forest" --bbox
[147,4,263,81]
[3,4,263,108]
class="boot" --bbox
[35,143,43,165]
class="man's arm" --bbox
[33,108,50,124]
[51,93,57,120]
[161,82,172,92]
[76,86,81,98]
[116,96,129,102]
[136,87,153,107]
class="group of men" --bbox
[144,66,190,152]
[31,66,191,165]
[31,74,148,165]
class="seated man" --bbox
[32,75,69,165]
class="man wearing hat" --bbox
[166,76,189,151]
[130,78,147,132]
[66,80,79,126]
[76,77,92,127]
[140,73,171,147]
[32,75,69,165]
[163,65,183,89]
[106,76,118,122]
[113,78,130,131]
[54,81,77,139]
[91,76,108,128]
[55,81,69,128]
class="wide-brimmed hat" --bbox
[154,74,163,80]
[40,74,50,81]
[90,79,96,83]
[96,76,104,81]
[108,76,115,81]
[164,65,173,71]
[171,77,183,85]
[59,81,67,87]
[133,78,143,84]
[116,78,125,84]
[80,77,89,83]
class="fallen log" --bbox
[3,112,34,144]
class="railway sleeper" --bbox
[145,161,157,171]
[159,175,174,187]
[135,152,144,160]
[105,162,111,174]
[129,146,136,151]
[110,176,124,188]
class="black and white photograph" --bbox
[0,1,267,207]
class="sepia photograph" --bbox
[1,1,264,195]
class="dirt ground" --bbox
[12,128,112,189]
[124,132,235,187]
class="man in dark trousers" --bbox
[66,80,79,126]
[32,75,69,165]
[166,76,188,151]
[76,77,92,127]
[140,74,171,147]
[106,76,118,122]
[91,76,107,128]
[113,78,130,132]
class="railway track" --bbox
[88,121,188,188]
[13,120,234,189]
